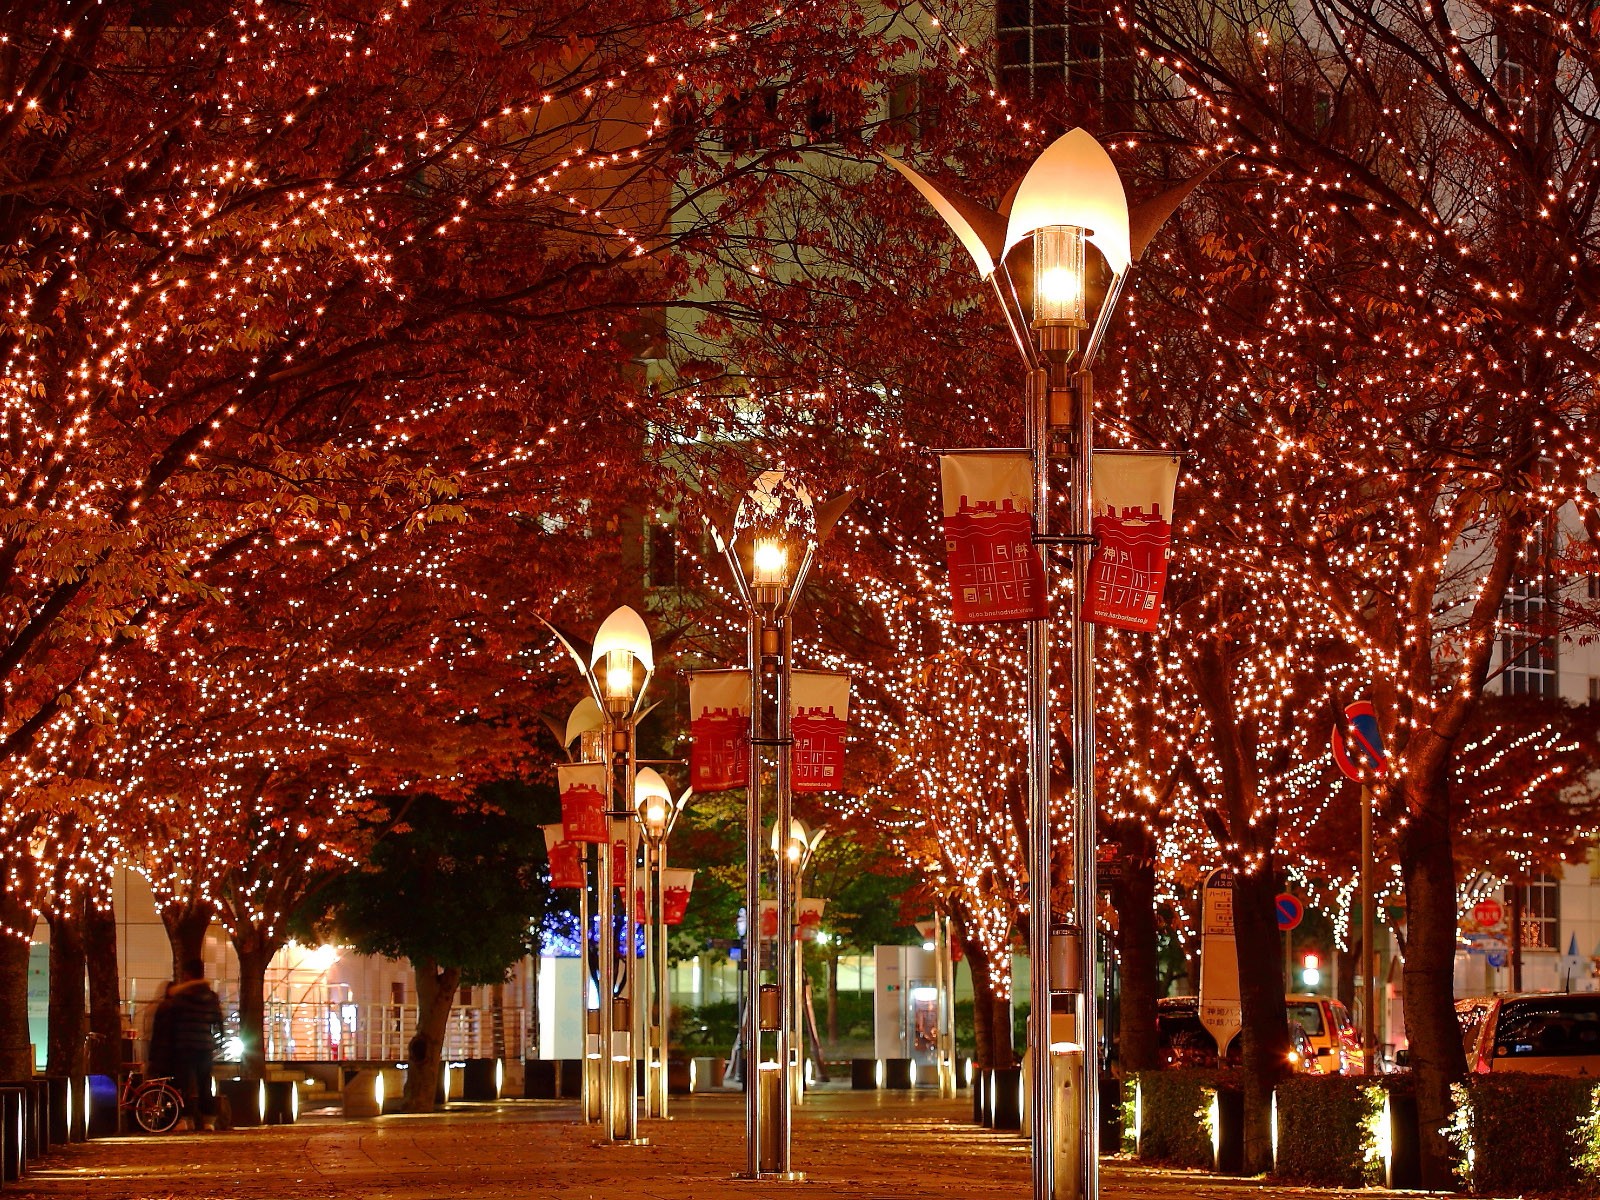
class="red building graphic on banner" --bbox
[612,837,629,890]
[691,705,748,791]
[547,840,584,890]
[557,763,608,844]
[942,496,1047,624]
[792,705,846,794]
[1085,503,1173,632]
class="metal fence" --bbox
[262,1002,529,1062]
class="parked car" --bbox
[1456,993,1600,1077]
[1155,996,1317,1072]
[1285,992,1364,1074]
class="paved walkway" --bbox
[25,1090,1389,1199]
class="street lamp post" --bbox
[712,471,842,1182]
[549,605,656,1146]
[886,131,1204,1200]
[566,698,607,1124]
[635,768,689,1117]
[772,818,827,1102]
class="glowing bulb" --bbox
[1032,224,1087,329]
[604,649,634,702]
[752,538,788,587]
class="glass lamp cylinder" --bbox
[603,649,635,714]
[752,536,789,607]
[1033,224,1087,334]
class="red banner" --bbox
[542,825,584,889]
[557,763,608,844]
[1085,453,1180,632]
[610,820,631,891]
[759,899,779,940]
[791,671,850,795]
[663,868,695,925]
[797,897,826,941]
[690,670,750,792]
[939,453,1047,624]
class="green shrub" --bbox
[1448,1074,1597,1196]
[1270,1074,1384,1188]
[1131,1069,1239,1169]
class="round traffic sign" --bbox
[1275,893,1304,931]
[1473,898,1504,929]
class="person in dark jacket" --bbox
[154,960,224,1130]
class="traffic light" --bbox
[1302,952,1321,988]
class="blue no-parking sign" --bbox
[1275,893,1304,931]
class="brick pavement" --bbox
[23,1089,1384,1199]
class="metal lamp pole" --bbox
[717,479,821,1183]
[547,607,655,1147]
[635,771,688,1116]
[882,128,1207,1200]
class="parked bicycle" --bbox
[118,1067,183,1134]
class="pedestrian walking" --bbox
[155,959,224,1131]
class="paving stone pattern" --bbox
[25,1090,1384,1199]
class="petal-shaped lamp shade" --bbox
[635,767,672,807]
[883,154,999,278]
[1002,128,1131,277]
[590,605,654,671]
[565,696,604,747]
[734,469,816,539]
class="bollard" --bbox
[974,1069,990,1126]
[219,1078,267,1127]
[991,1066,1022,1131]
[0,1086,25,1181]
[1052,1047,1082,1195]
[341,1070,383,1118]
[68,1076,88,1143]
[882,1058,913,1090]
[556,1059,583,1099]
[667,1058,693,1095]
[757,1062,783,1174]
[1210,1087,1244,1175]
[85,1075,118,1138]
[263,1079,299,1125]
[460,1059,501,1101]
[850,1059,878,1091]
[24,1080,45,1160]
[44,1076,69,1146]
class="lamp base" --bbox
[731,1172,807,1183]
[597,1138,652,1147]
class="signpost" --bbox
[1331,700,1387,1075]
[1199,868,1241,1063]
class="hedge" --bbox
[1270,1074,1384,1188]
[1449,1075,1600,1196]
[1129,1069,1240,1169]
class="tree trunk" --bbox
[85,901,123,1076]
[405,960,461,1113]
[1234,863,1290,1175]
[0,888,35,1079]
[961,924,996,1070]
[45,905,86,1078]
[160,899,215,979]
[1112,825,1161,1072]
[1400,790,1468,1189]
[826,950,839,1045]
[231,932,278,1084]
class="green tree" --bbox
[305,787,551,1111]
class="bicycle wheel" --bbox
[133,1084,183,1134]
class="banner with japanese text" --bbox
[790,671,850,795]
[663,868,696,925]
[938,453,1047,624]
[557,763,608,844]
[689,670,750,792]
[541,824,584,890]
[1085,452,1180,632]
